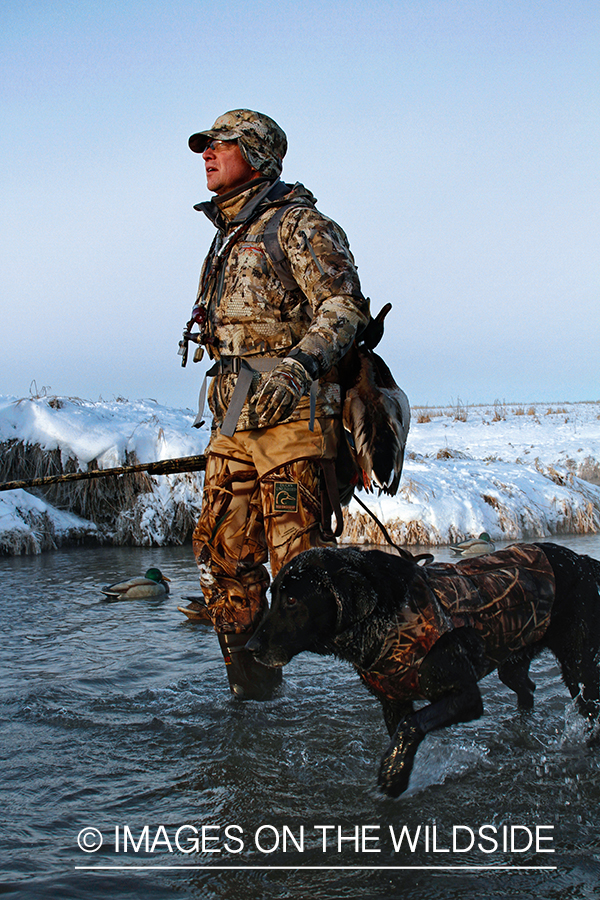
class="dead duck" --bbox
[341,338,411,501]
[101,567,171,600]
[450,532,495,557]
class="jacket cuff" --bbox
[286,348,320,381]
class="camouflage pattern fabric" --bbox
[196,181,369,431]
[188,109,287,180]
[192,419,338,634]
[359,544,556,701]
[189,148,367,635]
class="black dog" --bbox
[247,542,600,797]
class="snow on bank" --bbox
[344,401,600,546]
[0,395,208,467]
[0,395,210,554]
[0,488,98,554]
[1,395,599,554]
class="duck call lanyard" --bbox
[200,219,252,309]
[179,219,253,367]
[180,178,287,366]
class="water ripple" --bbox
[1,541,600,898]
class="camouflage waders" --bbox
[192,418,338,636]
[186,111,368,698]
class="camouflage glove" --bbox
[255,358,312,427]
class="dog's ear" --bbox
[331,569,378,632]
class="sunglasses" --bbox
[204,138,237,152]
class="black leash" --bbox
[352,493,434,565]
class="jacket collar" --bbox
[193,179,309,231]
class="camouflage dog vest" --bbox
[359,544,555,701]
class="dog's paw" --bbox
[377,722,424,798]
[517,684,535,711]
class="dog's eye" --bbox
[286,595,298,606]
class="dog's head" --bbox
[246,548,380,667]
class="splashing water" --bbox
[2,536,600,899]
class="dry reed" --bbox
[0,439,204,553]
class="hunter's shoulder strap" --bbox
[261,203,378,350]
[261,202,305,291]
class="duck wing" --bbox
[343,348,410,495]
[100,576,164,599]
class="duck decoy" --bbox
[101,567,170,600]
[177,596,212,624]
[449,532,495,557]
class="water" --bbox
[2,535,600,900]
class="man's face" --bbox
[202,140,259,195]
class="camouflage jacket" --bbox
[358,544,556,702]
[194,179,370,431]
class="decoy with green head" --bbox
[101,567,171,600]
[449,532,495,557]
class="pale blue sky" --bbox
[2,0,599,409]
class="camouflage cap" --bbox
[188,109,287,180]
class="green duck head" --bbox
[145,567,167,583]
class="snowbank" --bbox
[1,395,599,554]
[0,488,98,555]
[0,395,210,554]
[344,401,600,545]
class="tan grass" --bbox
[342,513,440,546]
[452,398,469,422]
[0,439,203,550]
[492,400,506,422]
[0,440,155,525]
[436,448,471,460]
[411,405,445,420]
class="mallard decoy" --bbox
[177,595,212,624]
[450,533,495,557]
[101,567,171,600]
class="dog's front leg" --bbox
[377,715,426,798]
[380,698,414,737]
[378,633,484,797]
[498,647,536,709]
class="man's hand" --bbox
[255,358,312,427]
